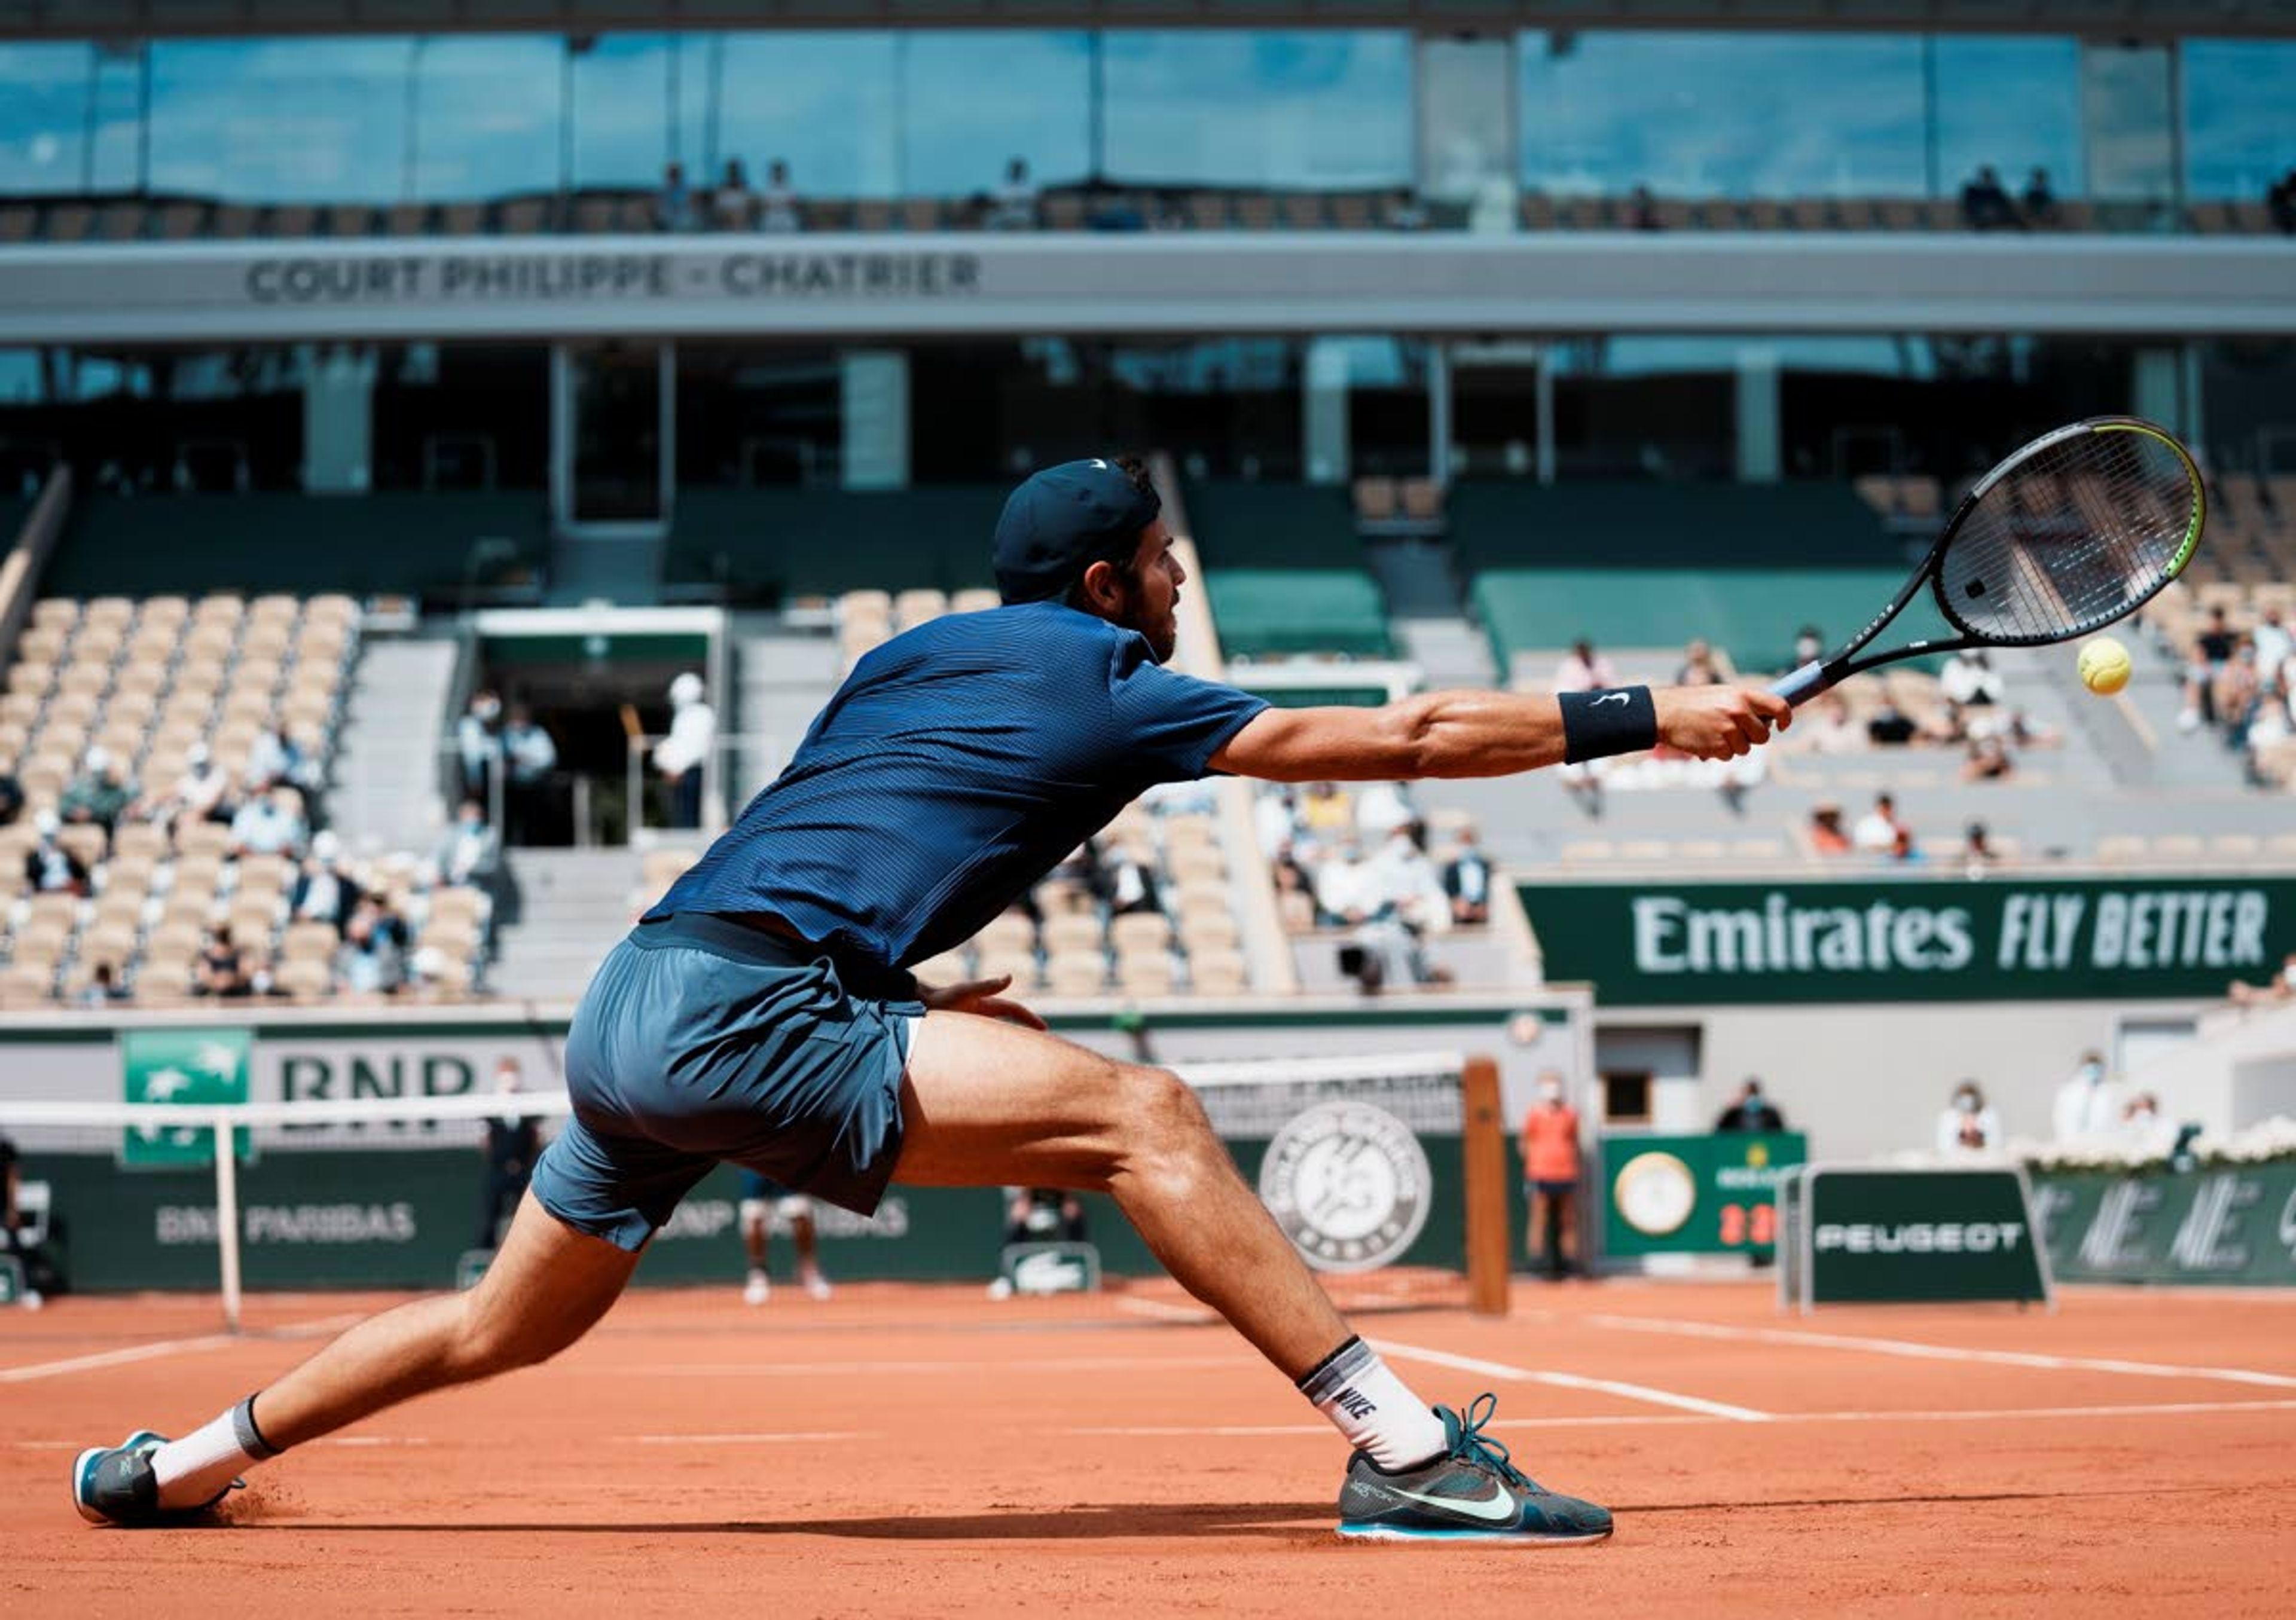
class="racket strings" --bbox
[1940,430,2197,644]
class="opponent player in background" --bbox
[738,1170,832,1304]
[72,457,1786,1545]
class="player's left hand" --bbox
[918,973,1048,1031]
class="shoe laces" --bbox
[1437,1392,1532,1490]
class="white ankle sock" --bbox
[1296,1337,1448,1471]
[151,1395,279,1509]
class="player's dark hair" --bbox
[1061,454,1159,612]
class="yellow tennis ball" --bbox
[2078,636,2131,696]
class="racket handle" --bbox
[1771,660,1831,707]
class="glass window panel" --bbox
[0,44,93,194]
[1521,32,1925,198]
[2080,41,2173,202]
[413,35,563,201]
[149,38,413,203]
[87,44,145,194]
[900,32,1091,194]
[1931,36,2081,200]
[716,33,899,197]
[2183,41,2296,200]
[569,35,671,191]
[1101,31,1413,188]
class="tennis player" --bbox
[73,457,1787,1544]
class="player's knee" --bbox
[453,1295,572,1377]
[1125,1066,1222,1188]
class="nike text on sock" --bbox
[151,1393,279,1510]
[1296,1337,1448,1472]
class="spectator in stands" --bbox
[1794,626,1825,667]
[1959,165,2019,230]
[2179,643,2218,732]
[1271,854,1316,933]
[194,926,253,998]
[79,961,130,1008]
[1806,802,1851,855]
[2254,605,2292,682]
[1553,638,1617,693]
[2241,673,2292,783]
[1104,839,1162,917]
[500,705,558,847]
[2216,644,2263,749]
[2229,952,2296,1008]
[246,723,318,796]
[291,830,363,929]
[2119,1092,2172,1156]
[1715,1077,1785,1133]
[712,159,756,231]
[228,786,306,861]
[474,1057,538,1251]
[2268,169,2296,235]
[1675,639,1726,686]
[990,157,1039,230]
[2051,1050,2118,1141]
[61,747,131,843]
[1961,734,2014,784]
[2022,167,2058,227]
[1626,185,1661,232]
[1852,792,1913,860]
[1004,1186,1088,1246]
[1940,649,2003,707]
[1935,1080,2002,1157]
[1866,694,1918,747]
[457,690,503,807]
[760,159,801,233]
[433,796,502,889]
[0,767,21,827]
[1354,780,1413,842]
[1254,785,1300,855]
[1962,820,2002,875]
[1802,694,1864,754]
[1443,826,1492,925]
[23,812,88,897]
[1314,839,1376,927]
[141,742,234,842]
[1921,699,1970,747]
[654,673,716,830]
[335,897,407,995]
[1521,1071,1582,1279]
[655,162,700,232]
[1298,781,1353,843]
[2198,606,2239,672]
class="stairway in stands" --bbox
[485,848,639,1001]
[328,631,459,855]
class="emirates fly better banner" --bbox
[1515,877,2296,1005]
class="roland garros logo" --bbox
[1258,1100,1432,1273]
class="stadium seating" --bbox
[0,592,494,1007]
[1181,482,1394,661]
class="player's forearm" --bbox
[1387,689,1568,779]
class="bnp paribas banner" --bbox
[1515,877,2296,1005]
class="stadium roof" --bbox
[4,0,2293,41]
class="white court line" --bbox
[0,1314,361,1384]
[630,1354,1250,1377]
[1116,1296,1211,1323]
[1556,1311,2296,1390]
[1369,1337,1773,1423]
[20,1398,2294,1454]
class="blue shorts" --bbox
[533,912,922,1251]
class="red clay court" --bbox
[6,1277,2293,1617]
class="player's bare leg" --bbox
[741,1206,772,1304]
[72,1191,636,1521]
[790,1207,832,1299]
[897,1009,1613,1544]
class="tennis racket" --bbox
[1772,415,2205,706]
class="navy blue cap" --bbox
[993,459,1162,606]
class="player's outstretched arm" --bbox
[1208,683,1789,784]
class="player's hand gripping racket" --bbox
[1772,415,2205,708]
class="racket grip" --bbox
[1770,661,1831,707]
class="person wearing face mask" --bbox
[1934,1080,2002,1157]
[1520,1071,1582,1280]
[457,691,504,809]
[2228,952,2296,1010]
[2051,1050,2118,1142]
[473,1057,539,1252]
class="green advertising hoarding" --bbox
[119,1028,252,1165]
[1785,1166,2051,1308]
[2033,1161,2296,1286]
[1599,1132,1805,1259]
[1516,876,2296,1005]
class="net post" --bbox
[212,1110,244,1335]
[1460,1056,1510,1318]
